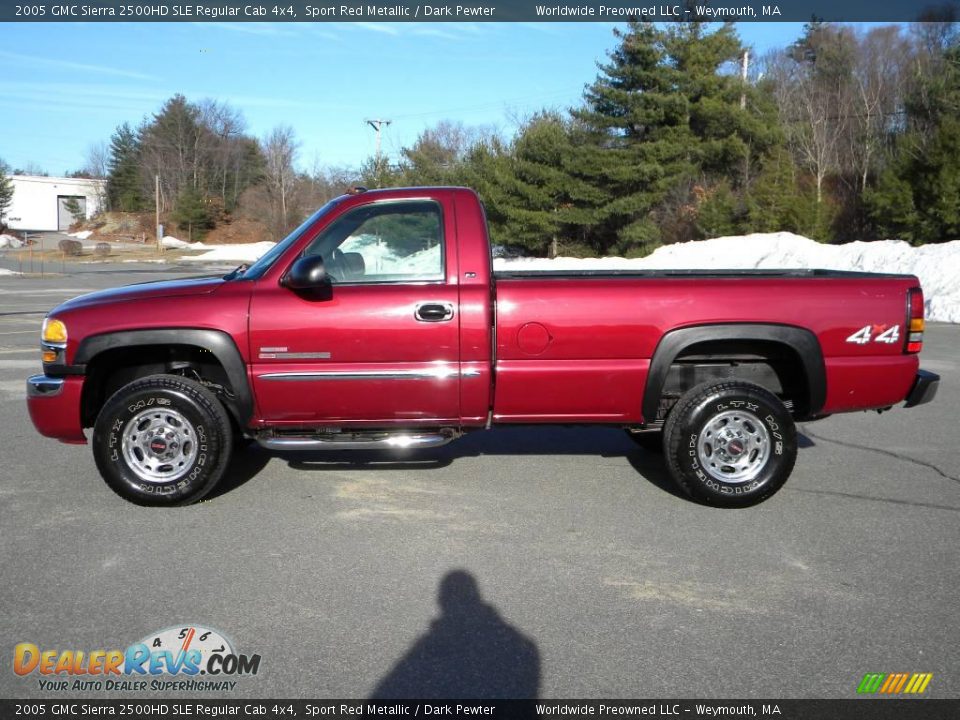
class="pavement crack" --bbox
[801,426,960,485]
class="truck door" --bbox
[249,198,461,425]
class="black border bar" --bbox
[3,1,960,23]
[2,699,960,720]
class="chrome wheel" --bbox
[121,407,198,483]
[696,409,770,484]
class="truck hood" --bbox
[54,275,225,313]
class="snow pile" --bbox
[180,241,277,263]
[0,234,24,249]
[161,236,200,250]
[340,234,442,274]
[0,267,20,276]
[68,230,93,240]
[497,232,960,323]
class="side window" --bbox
[303,200,444,283]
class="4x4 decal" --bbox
[846,324,901,345]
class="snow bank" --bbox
[340,234,441,274]
[0,267,20,276]
[497,233,960,323]
[180,241,276,263]
[160,236,203,250]
[0,234,24,249]
[68,230,93,240]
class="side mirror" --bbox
[282,255,330,290]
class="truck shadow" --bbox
[274,426,687,500]
[212,426,818,502]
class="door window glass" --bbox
[303,200,444,283]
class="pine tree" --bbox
[106,123,145,211]
[471,114,604,256]
[866,45,960,243]
[171,185,212,242]
[0,158,14,227]
[572,21,780,252]
[571,21,687,253]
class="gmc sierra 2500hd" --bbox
[27,187,939,507]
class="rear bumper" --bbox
[26,374,87,443]
[904,369,940,409]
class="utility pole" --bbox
[155,174,161,252]
[365,119,391,187]
[366,118,391,162]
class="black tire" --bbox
[663,380,797,508]
[92,374,233,506]
[626,430,664,453]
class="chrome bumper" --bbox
[26,375,65,398]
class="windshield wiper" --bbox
[223,263,249,281]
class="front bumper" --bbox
[904,369,940,408]
[26,374,87,443]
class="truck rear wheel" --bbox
[92,375,233,506]
[662,380,797,507]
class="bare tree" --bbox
[83,140,110,213]
[261,125,301,238]
[765,27,856,206]
[848,26,910,192]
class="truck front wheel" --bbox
[92,375,233,506]
[662,380,797,507]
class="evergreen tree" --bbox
[62,197,84,226]
[0,158,13,226]
[571,20,685,253]
[572,21,780,253]
[106,123,145,211]
[171,185,213,241]
[866,45,960,243]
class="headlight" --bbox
[41,318,68,346]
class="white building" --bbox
[5,175,106,232]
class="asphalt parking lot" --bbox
[0,264,957,700]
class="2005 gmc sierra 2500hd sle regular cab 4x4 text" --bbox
[26,187,940,507]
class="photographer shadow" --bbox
[370,570,540,700]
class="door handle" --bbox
[415,302,455,322]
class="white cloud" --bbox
[0,50,159,81]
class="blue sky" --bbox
[0,21,842,176]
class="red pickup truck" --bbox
[26,187,939,507]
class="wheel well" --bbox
[654,339,811,422]
[81,345,238,428]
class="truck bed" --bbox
[494,268,914,280]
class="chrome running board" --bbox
[257,429,459,451]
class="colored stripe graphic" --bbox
[857,672,932,694]
[857,673,885,694]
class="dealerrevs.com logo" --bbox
[13,625,261,692]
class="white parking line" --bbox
[0,380,25,400]
[0,330,38,335]
[0,359,42,369]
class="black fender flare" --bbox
[74,328,253,425]
[643,323,826,423]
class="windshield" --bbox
[238,198,345,280]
